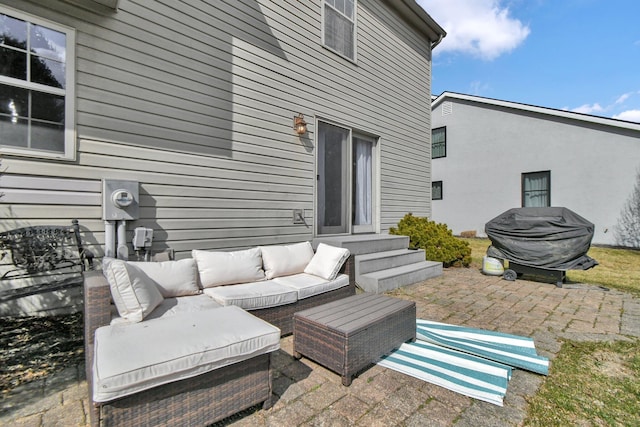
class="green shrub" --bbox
[389,213,471,267]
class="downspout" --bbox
[431,34,444,50]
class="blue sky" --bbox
[417,0,640,122]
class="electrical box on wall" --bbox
[102,179,139,220]
[133,227,153,250]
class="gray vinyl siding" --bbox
[0,0,434,258]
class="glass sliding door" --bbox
[317,121,377,235]
[317,122,349,234]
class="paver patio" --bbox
[2,267,639,426]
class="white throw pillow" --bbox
[103,259,164,322]
[259,242,315,279]
[129,258,200,297]
[192,247,265,288]
[304,243,350,281]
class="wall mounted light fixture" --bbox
[293,113,307,135]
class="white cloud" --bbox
[615,93,631,104]
[613,110,640,123]
[568,91,640,121]
[571,103,604,114]
[418,0,530,60]
[469,80,490,95]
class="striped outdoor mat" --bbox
[377,319,549,406]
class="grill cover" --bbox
[485,207,598,270]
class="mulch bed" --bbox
[0,312,84,398]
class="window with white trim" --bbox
[0,8,75,159]
[322,0,356,61]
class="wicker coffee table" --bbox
[293,293,416,386]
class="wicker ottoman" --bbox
[293,293,416,386]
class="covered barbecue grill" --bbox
[485,207,598,287]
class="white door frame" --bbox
[315,118,378,236]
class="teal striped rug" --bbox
[377,320,549,406]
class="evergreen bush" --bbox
[389,213,471,267]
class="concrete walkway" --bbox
[2,268,639,426]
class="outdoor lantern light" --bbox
[294,113,307,135]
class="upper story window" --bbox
[432,126,446,159]
[323,0,356,61]
[522,171,550,207]
[0,8,75,160]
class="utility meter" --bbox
[103,179,139,220]
[112,189,134,208]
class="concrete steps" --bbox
[313,234,410,255]
[313,234,443,293]
[356,248,426,275]
[357,260,443,293]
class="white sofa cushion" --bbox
[93,306,280,403]
[203,280,298,310]
[128,258,199,297]
[259,242,315,279]
[103,259,164,322]
[304,243,350,281]
[192,248,265,288]
[273,273,350,299]
[110,294,223,324]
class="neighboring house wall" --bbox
[0,0,443,258]
[431,93,640,246]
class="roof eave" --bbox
[393,0,447,45]
[433,92,640,132]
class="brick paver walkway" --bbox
[2,268,639,426]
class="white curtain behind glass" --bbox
[432,128,446,158]
[523,172,549,207]
[353,138,372,225]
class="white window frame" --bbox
[0,6,76,160]
[321,0,357,62]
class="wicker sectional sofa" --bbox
[84,242,355,427]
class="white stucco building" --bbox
[431,92,640,246]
